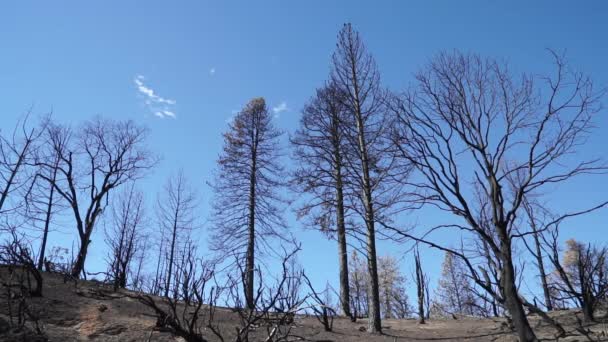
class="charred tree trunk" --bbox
[37,163,58,270]
[335,190,352,320]
[245,121,258,311]
[72,231,91,278]
[532,229,553,312]
[415,248,426,324]
[499,232,537,341]
[165,208,180,298]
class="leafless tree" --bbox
[291,82,356,320]
[521,198,555,311]
[104,184,146,291]
[0,112,45,216]
[39,118,155,278]
[331,23,409,334]
[226,245,306,342]
[303,273,336,332]
[390,50,606,341]
[377,255,409,319]
[157,170,198,298]
[25,131,65,271]
[546,235,608,322]
[209,97,287,310]
[433,251,478,317]
[348,250,369,319]
[133,260,218,342]
[135,245,306,342]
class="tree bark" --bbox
[415,249,426,324]
[0,141,30,212]
[500,238,538,341]
[334,145,352,320]
[245,121,258,311]
[37,164,58,270]
[165,208,179,298]
[71,232,91,278]
[532,228,553,311]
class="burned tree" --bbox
[391,50,606,341]
[433,251,478,317]
[210,97,286,310]
[348,250,369,319]
[0,113,45,216]
[378,255,408,319]
[546,236,608,322]
[26,134,64,271]
[104,185,146,291]
[521,198,555,312]
[39,118,155,278]
[331,23,407,333]
[291,82,355,319]
[414,247,428,324]
[157,171,197,298]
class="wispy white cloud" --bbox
[209,68,216,76]
[272,101,288,118]
[134,75,177,119]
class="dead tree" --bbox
[133,260,217,342]
[0,113,45,216]
[227,245,306,342]
[434,250,478,317]
[210,97,286,311]
[521,198,555,312]
[104,184,146,291]
[39,118,155,278]
[348,250,369,319]
[303,273,336,332]
[390,50,606,341]
[545,234,608,322]
[157,171,197,298]
[291,82,355,320]
[136,246,306,342]
[377,255,408,319]
[331,23,409,334]
[26,139,64,271]
[414,247,427,324]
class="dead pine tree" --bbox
[104,184,146,291]
[546,234,608,323]
[291,82,355,320]
[377,255,409,320]
[331,23,408,334]
[209,97,287,310]
[39,118,155,278]
[433,250,479,318]
[390,50,607,341]
[157,171,197,298]
[349,250,369,319]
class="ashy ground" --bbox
[1,269,607,341]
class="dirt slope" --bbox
[1,270,607,341]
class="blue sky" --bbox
[1,1,607,303]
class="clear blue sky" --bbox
[1,1,607,303]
